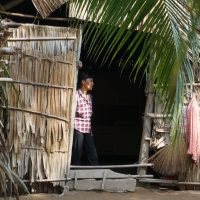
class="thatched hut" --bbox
[1,0,200,193]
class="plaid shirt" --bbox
[74,89,93,133]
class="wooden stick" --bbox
[70,163,153,169]
[0,78,13,82]
[5,80,74,90]
[0,22,21,29]
[146,113,171,118]
[139,178,178,185]
[0,47,16,55]
[20,53,73,65]
[22,175,153,183]
[0,11,75,22]
[22,178,71,183]
[178,182,200,185]
[1,105,69,122]
[138,78,154,176]
[7,37,77,41]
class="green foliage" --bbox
[70,0,200,141]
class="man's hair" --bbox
[77,70,93,88]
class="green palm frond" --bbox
[67,0,200,141]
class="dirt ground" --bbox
[4,187,200,200]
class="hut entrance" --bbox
[76,65,146,171]
[92,69,146,170]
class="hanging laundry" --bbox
[185,95,200,163]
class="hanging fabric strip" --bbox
[185,95,200,163]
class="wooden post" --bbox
[66,27,82,177]
[137,78,154,175]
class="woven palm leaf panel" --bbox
[32,0,66,18]
[6,24,80,183]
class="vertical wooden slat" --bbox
[138,78,154,175]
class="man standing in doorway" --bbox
[71,71,98,165]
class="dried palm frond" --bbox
[178,163,200,191]
[149,135,191,176]
[0,20,29,199]
[32,0,67,18]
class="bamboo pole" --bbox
[0,78,13,82]
[0,47,16,55]
[146,113,171,118]
[21,174,153,183]
[66,28,82,177]
[20,53,73,65]
[0,22,21,29]
[71,163,153,169]
[4,80,74,90]
[7,37,77,41]
[0,11,75,22]
[138,78,154,175]
[178,182,200,185]
[1,106,69,122]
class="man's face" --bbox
[82,78,94,91]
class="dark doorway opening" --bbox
[92,69,146,164]
[79,25,147,174]
[80,52,146,174]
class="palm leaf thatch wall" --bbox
[4,24,81,183]
[32,0,67,18]
[0,20,29,198]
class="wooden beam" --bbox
[0,47,16,55]
[0,11,74,22]
[146,113,171,118]
[4,0,25,10]
[1,105,69,122]
[69,169,153,179]
[70,163,153,169]
[7,36,76,41]
[138,79,154,175]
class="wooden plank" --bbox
[69,169,153,179]
[68,178,136,192]
[70,163,153,169]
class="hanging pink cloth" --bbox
[185,95,200,163]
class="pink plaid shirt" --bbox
[74,89,93,133]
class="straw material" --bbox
[6,24,80,184]
[149,135,191,176]
[32,0,66,18]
